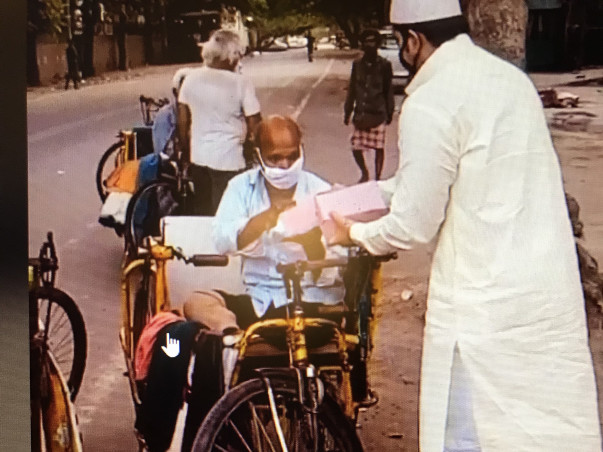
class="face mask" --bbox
[256,147,304,190]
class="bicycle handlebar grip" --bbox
[188,254,229,267]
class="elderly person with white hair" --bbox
[177,29,262,216]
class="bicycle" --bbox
[29,232,87,452]
[120,213,394,451]
[191,251,395,451]
[96,95,169,204]
[122,156,194,259]
[120,234,228,410]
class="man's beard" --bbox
[399,41,421,82]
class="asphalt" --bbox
[28,52,603,133]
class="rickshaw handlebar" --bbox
[187,254,229,267]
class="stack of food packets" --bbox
[274,181,389,241]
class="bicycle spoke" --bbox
[49,328,72,348]
[227,419,254,452]
[249,401,278,452]
[52,348,74,364]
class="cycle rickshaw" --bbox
[97,95,196,260]
[120,215,394,451]
[29,232,87,452]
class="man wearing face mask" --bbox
[344,28,395,183]
[182,115,344,332]
[329,0,601,451]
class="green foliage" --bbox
[248,0,326,38]
[44,0,69,36]
[247,0,387,46]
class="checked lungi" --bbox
[351,123,386,151]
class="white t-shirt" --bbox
[178,66,261,171]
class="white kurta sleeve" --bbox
[377,177,397,205]
[350,99,460,255]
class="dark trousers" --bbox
[188,164,241,216]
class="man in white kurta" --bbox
[329,1,601,451]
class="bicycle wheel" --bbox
[132,263,156,353]
[96,141,124,203]
[124,181,179,255]
[33,286,87,401]
[192,376,363,452]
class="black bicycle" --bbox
[29,232,87,401]
[122,157,194,258]
[30,232,87,452]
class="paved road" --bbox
[27,47,410,450]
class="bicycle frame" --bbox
[120,236,227,406]
[120,238,174,404]
[29,233,84,452]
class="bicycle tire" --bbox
[132,263,156,353]
[96,141,123,203]
[32,286,87,402]
[124,181,180,256]
[192,376,363,452]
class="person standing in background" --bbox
[344,29,394,182]
[306,30,315,62]
[64,39,81,90]
[177,30,262,216]
[116,3,127,71]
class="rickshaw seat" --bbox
[160,216,245,307]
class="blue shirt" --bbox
[152,103,176,156]
[212,168,345,317]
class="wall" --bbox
[35,34,160,86]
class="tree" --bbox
[461,0,529,68]
[247,0,388,48]
[247,0,321,47]
[27,0,69,86]
[78,0,103,78]
[312,0,387,48]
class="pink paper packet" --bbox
[275,195,321,237]
[315,181,389,240]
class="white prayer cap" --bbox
[390,0,462,25]
[171,67,192,91]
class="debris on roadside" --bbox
[539,88,579,108]
[387,432,404,439]
[552,111,596,132]
[566,192,603,314]
[400,289,414,301]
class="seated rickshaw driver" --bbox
[182,115,345,332]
